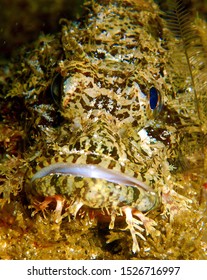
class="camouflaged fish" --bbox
[6,0,203,253]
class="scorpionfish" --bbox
[4,0,205,254]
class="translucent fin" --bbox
[123,207,146,253]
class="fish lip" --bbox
[31,162,156,194]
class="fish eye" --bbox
[149,87,162,111]
[50,73,63,107]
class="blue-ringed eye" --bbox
[149,87,161,111]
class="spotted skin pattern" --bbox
[22,0,197,253]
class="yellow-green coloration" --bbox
[0,0,207,259]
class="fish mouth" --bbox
[31,162,156,195]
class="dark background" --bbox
[0,0,84,61]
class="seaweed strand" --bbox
[165,0,207,122]
[164,0,207,181]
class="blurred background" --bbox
[0,0,84,61]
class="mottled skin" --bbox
[9,0,201,252]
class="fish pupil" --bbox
[149,87,159,110]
